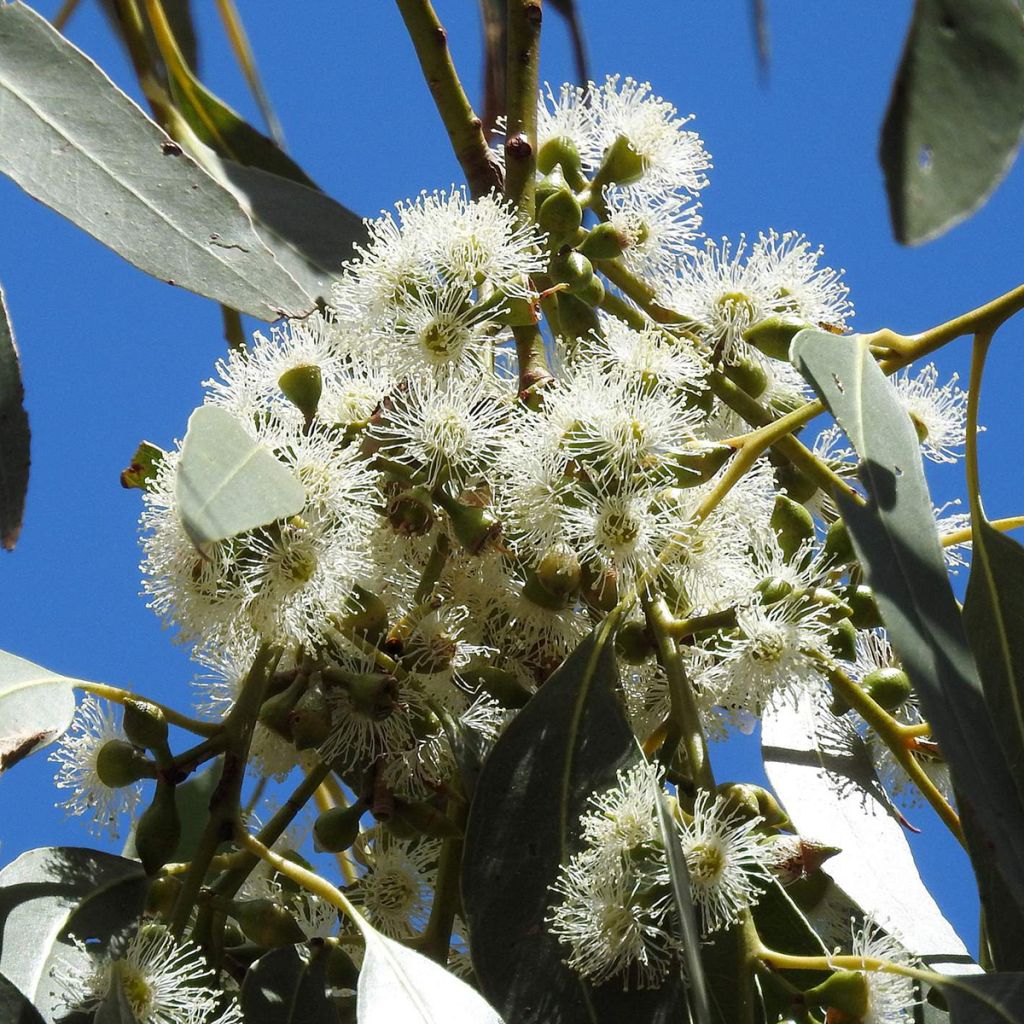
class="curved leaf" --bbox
[241,944,334,1024]
[0,3,313,320]
[462,623,684,1024]
[0,650,79,774]
[0,284,28,551]
[175,405,306,550]
[0,971,44,1024]
[937,972,1024,1024]
[791,328,1024,966]
[880,0,1024,244]
[762,689,977,973]
[0,847,147,1023]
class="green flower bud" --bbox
[122,699,169,752]
[535,545,583,600]
[830,683,851,717]
[775,462,818,504]
[144,874,181,919]
[135,780,181,875]
[232,899,306,948]
[595,134,646,186]
[770,494,814,561]
[581,566,619,613]
[323,668,400,720]
[501,295,539,327]
[826,618,858,662]
[95,739,154,788]
[810,587,854,623]
[538,189,583,245]
[804,970,870,1017]
[615,621,656,665]
[337,585,390,644]
[222,920,246,948]
[667,445,732,487]
[386,487,435,537]
[460,660,531,709]
[756,576,795,605]
[392,798,462,839]
[441,498,502,554]
[258,674,306,740]
[724,357,769,399]
[278,363,323,424]
[573,273,606,308]
[714,782,762,821]
[578,223,627,261]
[537,136,585,190]
[846,584,882,629]
[549,251,596,295]
[535,166,570,205]
[824,519,855,565]
[289,686,332,750]
[742,316,805,361]
[557,293,601,342]
[314,802,365,852]
[863,666,913,711]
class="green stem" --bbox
[415,532,451,604]
[170,732,229,776]
[502,0,542,221]
[965,330,993,516]
[644,594,715,790]
[76,682,221,738]
[942,514,1024,548]
[393,0,502,198]
[664,607,738,640]
[416,799,467,962]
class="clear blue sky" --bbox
[3,0,1023,956]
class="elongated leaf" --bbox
[175,405,305,550]
[462,623,684,1024]
[880,0,1024,244]
[241,944,334,1024]
[0,285,28,551]
[0,847,147,1023]
[963,520,1024,808]
[937,972,1024,1023]
[0,2,313,320]
[0,650,79,773]
[791,329,1024,965]
[0,971,44,1024]
[762,689,977,973]
[358,925,503,1024]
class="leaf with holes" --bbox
[880,0,1024,244]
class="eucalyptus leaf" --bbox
[462,623,684,1024]
[762,689,977,973]
[0,284,28,551]
[240,943,334,1024]
[0,650,79,774]
[357,925,503,1024]
[937,972,1024,1023]
[963,519,1024,809]
[0,847,147,1023]
[93,965,140,1024]
[175,405,305,550]
[0,971,44,1024]
[880,0,1024,244]
[791,328,1024,966]
[0,2,313,321]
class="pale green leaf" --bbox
[0,284,28,551]
[0,3,313,320]
[174,405,305,550]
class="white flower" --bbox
[350,834,438,938]
[578,763,663,860]
[844,919,917,1024]
[678,790,772,933]
[50,696,142,839]
[57,924,239,1024]
[892,364,968,464]
[934,500,972,570]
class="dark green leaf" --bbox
[0,650,78,774]
[93,965,140,1024]
[791,329,1024,964]
[0,3,313,321]
[963,520,1024,808]
[0,847,147,1023]
[880,0,1024,244]
[122,759,222,864]
[97,0,199,86]
[762,689,976,971]
[0,971,44,1024]
[938,972,1024,1023]
[462,622,684,1024]
[0,285,28,551]
[241,944,335,1024]
[175,405,306,551]
[751,880,831,999]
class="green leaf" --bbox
[462,623,684,1024]
[0,2,313,321]
[0,847,147,1023]
[0,971,45,1024]
[0,284,28,551]
[762,689,977,973]
[240,944,335,1024]
[122,758,222,864]
[119,441,165,493]
[174,405,305,550]
[791,328,1024,962]
[0,650,79,773]
[880,0,1024,244]
[963,520,1024,808]
[937,972,1024,1023]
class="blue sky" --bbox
[3,0,1023,956]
